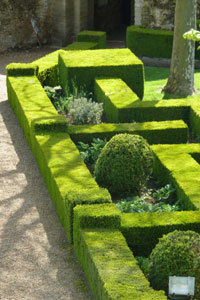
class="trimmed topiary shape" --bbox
[148,230,200,299]
[94,133,154,197]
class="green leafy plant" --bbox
[67,97,103,125]
[44,85,72,112]
[94,134,154,197]
[148,230,200,299]
[77,138,106,168]
[153,184,176,203]
[116,194,182,213]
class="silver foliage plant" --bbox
[67,97,103,125]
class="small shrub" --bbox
[94,134,154,197]
[148,230,200,299]
[67,97,103,125]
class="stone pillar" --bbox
[134,0,145,25]
[51,0,74,47]
[74,0,81,35]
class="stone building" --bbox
[0,0,199,53]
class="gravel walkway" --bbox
[0,47,93,300]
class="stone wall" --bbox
[135,0,200,30]
[0,0,52,52]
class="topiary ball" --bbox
[148,230,200,298]
[94,134,154,197]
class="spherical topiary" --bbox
[148,230,200,298]
[94,134,154,197]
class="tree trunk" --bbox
[163,0,197,96]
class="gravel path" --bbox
[0,47,93,300]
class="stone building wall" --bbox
[0,0,52,52]
[135,0,200,30]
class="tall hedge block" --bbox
[95,78,139,122]
[77,30,106,49]
[64,189,112,243]
[58,48,144,99]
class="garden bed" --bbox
[6,31,200,300]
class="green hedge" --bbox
[121,211,200,257]
[6,73,58,147]
[63,189,111,243]
[126,25,200,59]
[95,78,140,122]
[7,68,111,242]
[73,205,167,300]
[152,144,200,210]
[58,48,144,99]
[68,120,188,145]
[76,30,106,49]
[6,63,39,76]
[34,41,101,86]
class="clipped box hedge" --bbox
[68,120,188,145]
[121,211,200,257]
[126,25,200,59]
[94,78,139,122]
[58,48,144,99]
[77,30,106,49]
[73,204,167,300]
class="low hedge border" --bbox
[6,35,200,299]
[121,211,200,258]
[73,204,167,300]
[126,25,200,59]
[152,144,200,210]
[68,120,189,145]
[76,30,106,49]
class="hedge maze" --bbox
[6,31,200,299]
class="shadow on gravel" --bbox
[0,99,93,299]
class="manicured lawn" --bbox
[144,66,200,101]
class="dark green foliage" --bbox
[94,134,154,197]
[126,25,174,58]
[148,230,200,298]
[76,138,106,167]
[116,184,184,213]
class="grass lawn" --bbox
[144,66,200,101]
